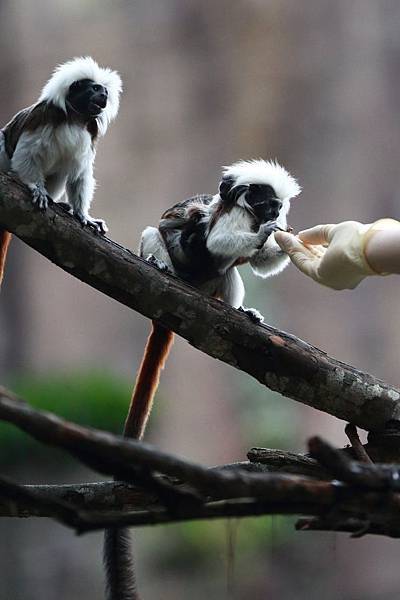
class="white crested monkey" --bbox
[133,158,300,434]
[0,56,122,285]
[103,159,300,600]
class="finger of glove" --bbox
[275,231,320,256]
[298,224,336,246]
[275,232,320,278]
[274,231,301,252]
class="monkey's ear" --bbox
[219,176,235,202]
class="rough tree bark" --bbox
[1,394,400,538]
[0,173,399,431]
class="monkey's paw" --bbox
[255,221,280,249]
[145,254,171,272]
[75,211,108,234]
[259,221,278,238]
[29,183,49,210]
[88,218,108,235]
[239,306,264,324]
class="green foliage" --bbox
[0,371,131,464]
[149,516,293,572]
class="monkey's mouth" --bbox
[88,101,105,116]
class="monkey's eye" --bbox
[93,84,101,92]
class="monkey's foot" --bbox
[239,306,264,324]
[145,254,171,272]
[88,218,108,235]
[29,183,49,210]
[75,211,108,235]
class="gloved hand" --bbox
[274,219,400,290]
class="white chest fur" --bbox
[16,123,93,179]
[41,124,93,176]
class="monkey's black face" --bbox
[245,184,282,223]
[66,79,108,118]
[219,176,282,223]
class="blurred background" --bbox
[1,0,400,598]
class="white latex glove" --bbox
[274,219,400,290]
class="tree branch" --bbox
[2,391,400,538]
[247,447,329,478]
[0,481,156,517]
[1,173,400,431]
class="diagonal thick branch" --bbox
[1,172,400,431]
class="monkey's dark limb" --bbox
[1,171,400,432]
[345,424,373,464]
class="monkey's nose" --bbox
[97,93,108,108]
[272,199,282,212]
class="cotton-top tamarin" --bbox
[0,56,122,285]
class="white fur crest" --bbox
[39,56,122,135]
[222,159,301,201]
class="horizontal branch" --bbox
[249,425,400,475]
[1,392,400,537]
[247,447,329,478]
[3,471,400,537]
[1,173,400,431]
[0,481,155,517]
[0,387,320,501]
[2,470,400,537]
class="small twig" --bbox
[247,447,329,479]
[345,424,373,464]
[308,436,400,490]
[296,516,400,539]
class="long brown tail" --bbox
[124,322,174,440]
[0,230,12,287]
[103,322,174,600]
